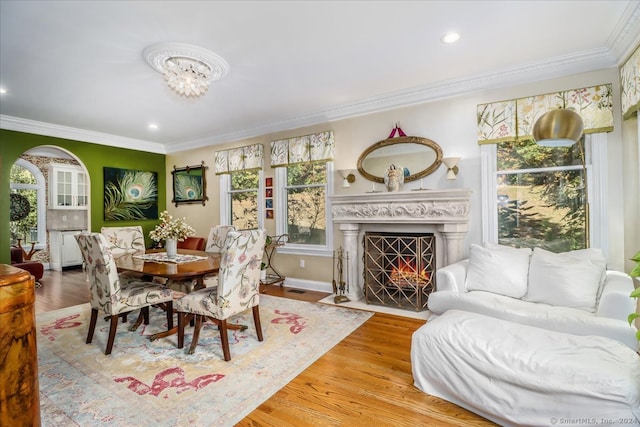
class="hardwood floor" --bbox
[35,269,493,426]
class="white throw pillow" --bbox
[464,243,532,298]
[524,247,606,312]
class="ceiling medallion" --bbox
[143,42,229,98]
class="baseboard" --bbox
[280,277,333,293]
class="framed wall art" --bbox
[171,162,209,206]
[104,167,158,221]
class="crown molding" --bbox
[608,0,640,63]
[0,115,166,154]
[0,44,625,155]
[166,47,617,153]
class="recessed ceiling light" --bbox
[441,32,460,44]
[0,88,7,94]
[148,123,158,130]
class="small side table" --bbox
[260,234,288,290]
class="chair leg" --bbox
[142,306,150,325]
[177,312,185,349]
[105,315,120,355]
[166,301,174,329]
[188,315,203,355]
[252,305,263,342]
[218,319,231,361]
[87,308,98,344]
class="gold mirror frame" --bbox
[356,136,443,183]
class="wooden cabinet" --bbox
[48,164,88,209]
[0,265,40,426]
[49,230,85,271]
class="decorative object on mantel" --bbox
[357,131,443,184]
[442,157,461,180]
[332,247,350,304]
[149,211,195,258]
[384,164,404,192]
[171,161,209,207]
[143,42,229,98]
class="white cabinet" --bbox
[49,230,85,271]
[48,164,88,209]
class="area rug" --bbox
[36,295,373,426]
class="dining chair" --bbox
[100,226,145,256]
[175,229,267,359]
[202,225,236,288]
[177,236,206,251]
[75,233,181,355]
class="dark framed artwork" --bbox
[266,198,273,209]
[266,209,274,219]
[172,162,209,206]
[104,167,158,221]
[265,188,273,198]
[265,177,273,187]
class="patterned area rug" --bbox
[37,295,373,426]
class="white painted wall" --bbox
[167,66,630,282]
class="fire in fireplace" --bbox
[363,232,435,311]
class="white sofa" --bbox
[428,244,638,350]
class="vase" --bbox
[165,238,178,258]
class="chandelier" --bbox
[143,43,229,98]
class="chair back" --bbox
[100,226,145,256]
[177,236,206,251]
[217,229,267,315]
[205,225,235,253]
[75,233,122,315]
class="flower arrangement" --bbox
[149,210,195,242]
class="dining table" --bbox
[114,249,246,341]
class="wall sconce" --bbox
[338,170,356,188]
[442,157,461,180]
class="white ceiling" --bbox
[1,1,639,154]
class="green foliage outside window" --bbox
[230,170,259,230]
[497,138,587,251]
[286,162,327,245]
[10,164,38,243]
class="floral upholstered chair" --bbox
[75,233,181,355]
[202,225,236,288]
[100,226,146,257]
[175,229,267,359]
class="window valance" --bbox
[270,130,334,167]
[621,44,640,120]
[214,143,263,175]
[477,83,614,144]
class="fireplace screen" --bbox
[363,232,435,311]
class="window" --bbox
[220,169,263,230]
[10,159,46,249]
[482,134,607,252]
[275,161,333,255]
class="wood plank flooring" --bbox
[35,269,493,426]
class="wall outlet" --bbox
[299,259,305,268]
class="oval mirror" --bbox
[357,136,443,183]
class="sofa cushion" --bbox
[464,243,531,298]
[412,310,640,426]
[524,247,606,312]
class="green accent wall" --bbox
[0,129,166,264]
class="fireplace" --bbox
[330,189,471,305]
[364,232,435,311]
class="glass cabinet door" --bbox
[56,169,73,207]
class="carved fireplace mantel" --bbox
[330,188,472,301]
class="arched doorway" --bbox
[11,145,91,270]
